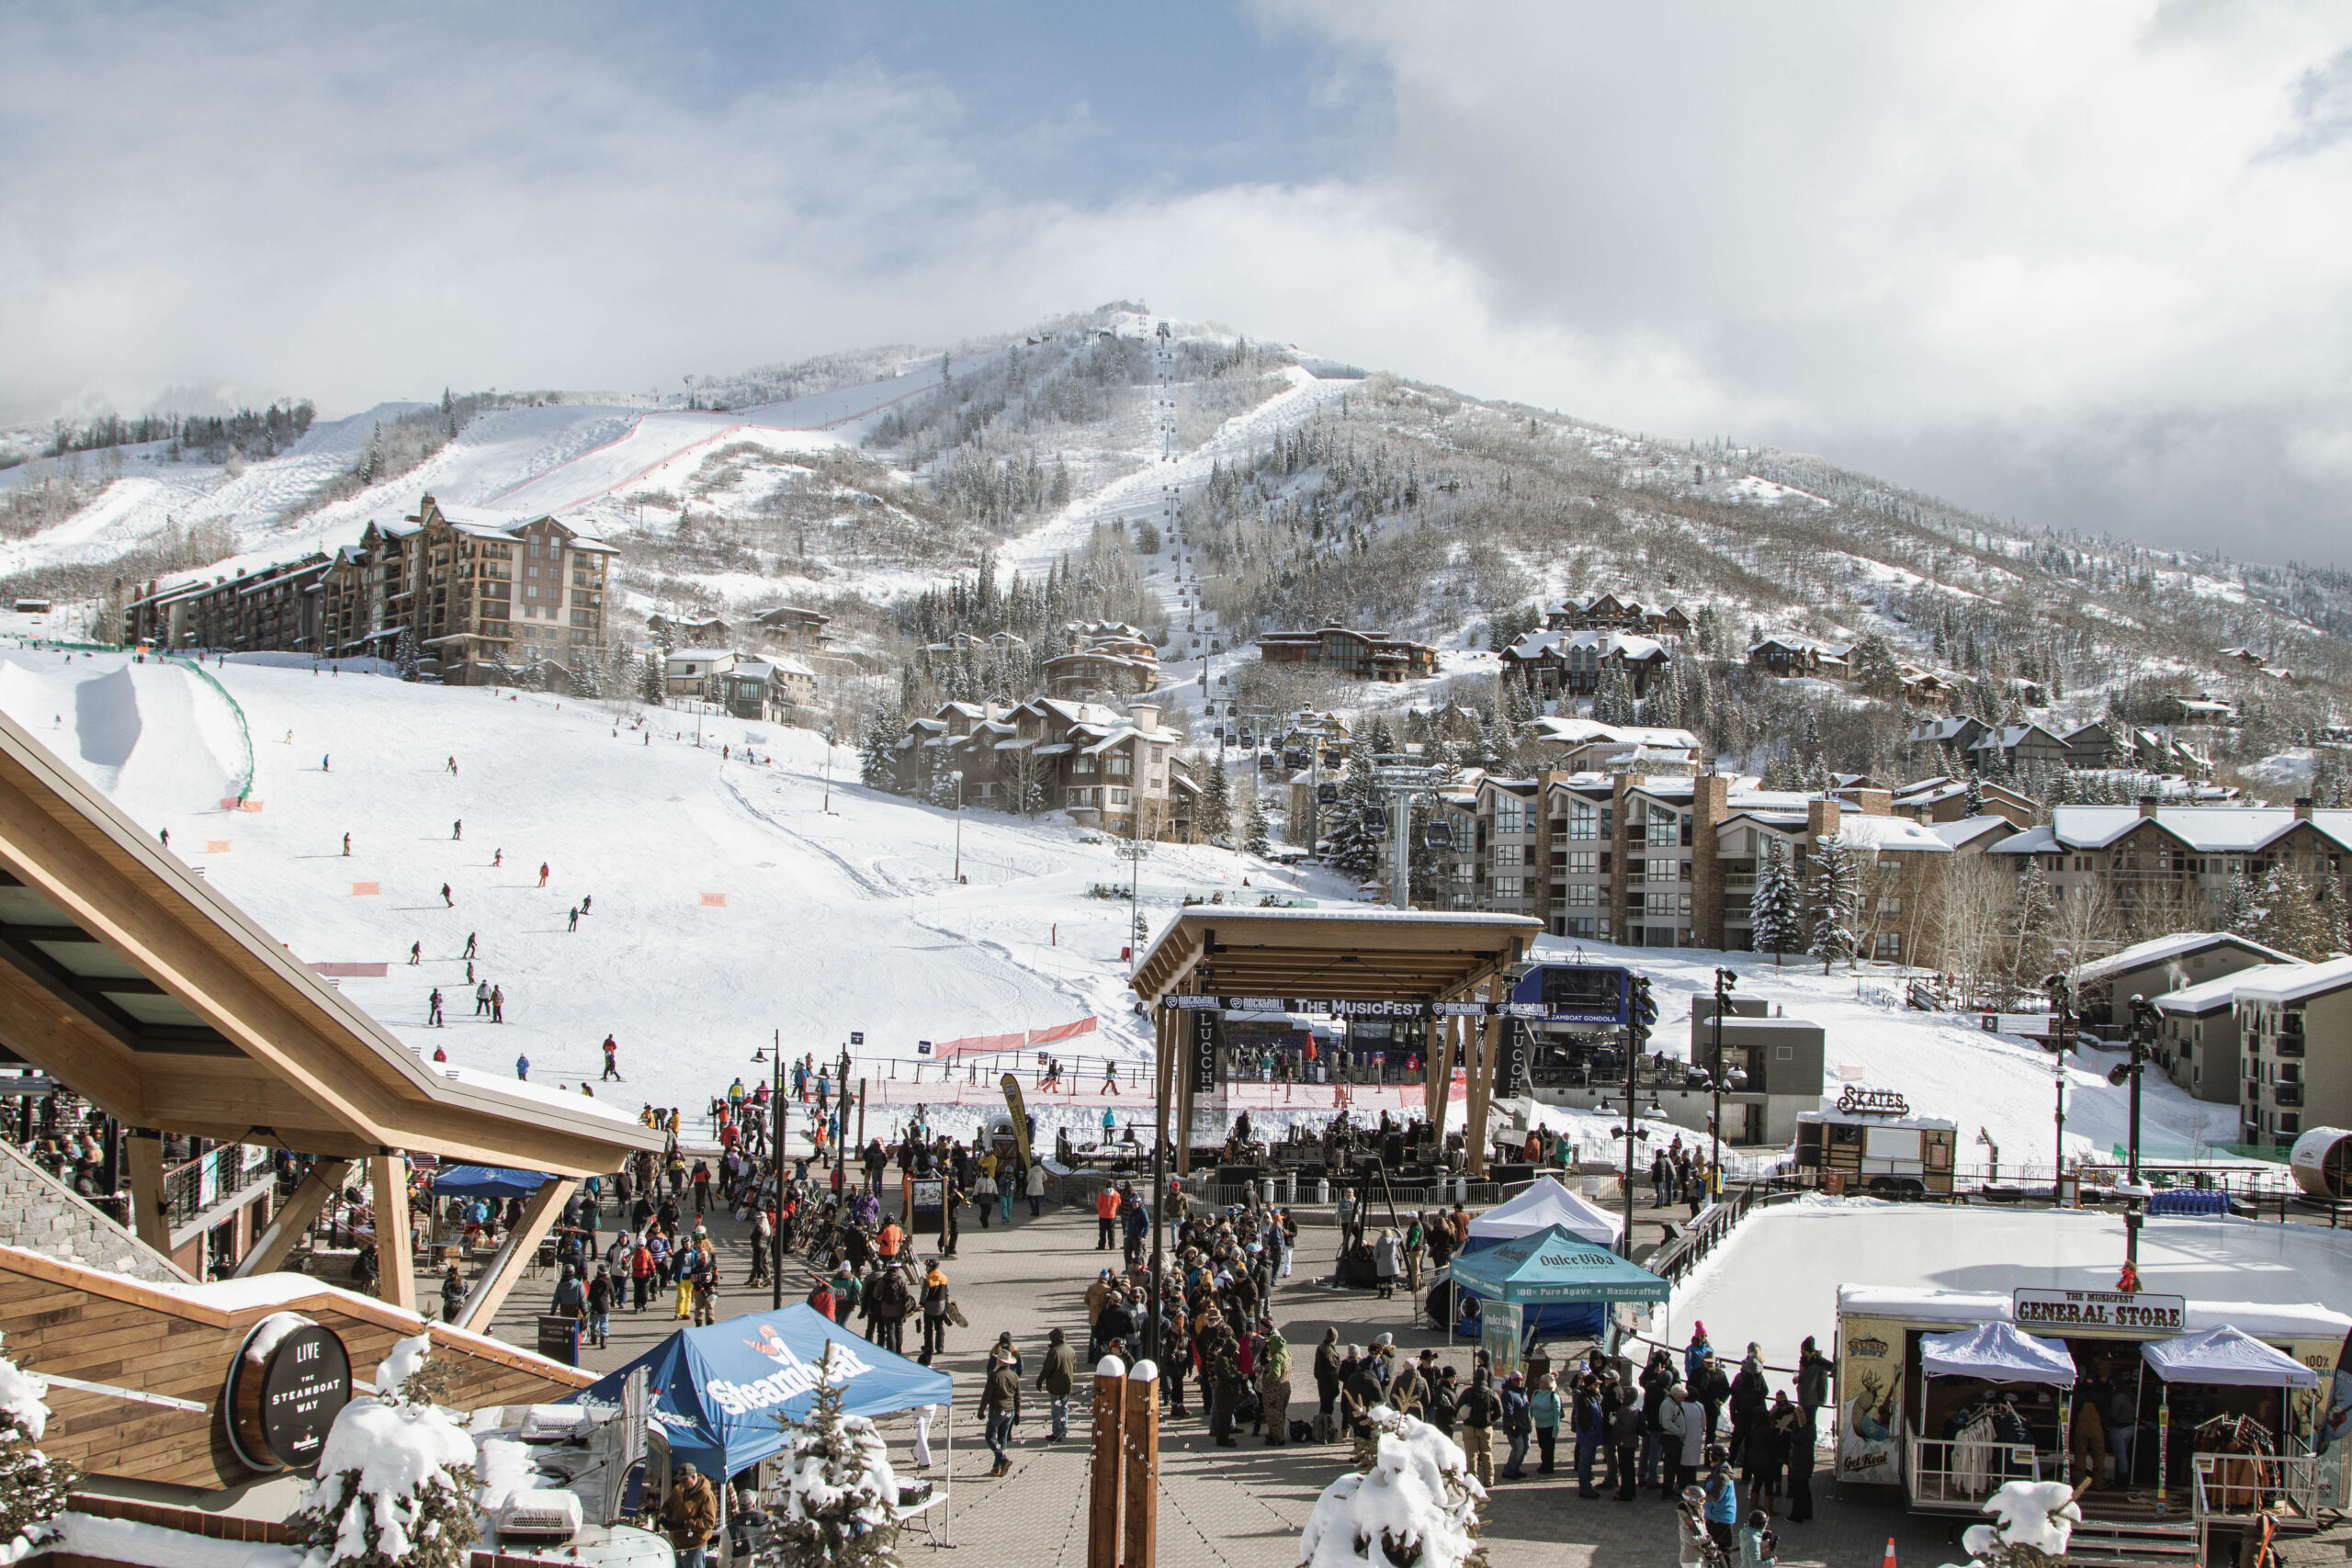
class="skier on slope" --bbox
[538,863,549,887]
[476,981,491,1016]
[602,1036,620,1081]
[427,988,444,1026]
[515,1054,529,1081]
[408,942,422,965]
[441,883,452,908]
[452,820,462,840]
[463,931,478,959]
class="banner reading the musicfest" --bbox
[1001,1073,1035,1168]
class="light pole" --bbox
[822,728,835,814]
[951,770,965,884]
[1710,967,1736,1189]
[1616,974,1659,1257]
[756,1032,784,1310]
[2043,974,2074,1205]
[2109,993,2158,1274]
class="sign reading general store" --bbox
[2013,1287,2186,1334]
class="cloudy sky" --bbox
[6,1,2352,563]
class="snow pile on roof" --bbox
[1299,1406,1486,1568]
[2233,955,2352,1005]
[2074,931,2291,983]
[300,1399,478,1564]
[0,1344,49,1443]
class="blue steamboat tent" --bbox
[571,1305,952,1477]
[1448,1223,1671,1308]
[431,1165,550,1198]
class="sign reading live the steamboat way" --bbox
[2013,1287,2187,1333]
[225,1317,354,1472]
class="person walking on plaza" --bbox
[1038,1327,1077,1441]
[1702,1448,1740,1556]
[1313,1327,1343,1442]
[586,1263,614,1349]
[1611,1382,1646,1501]
[1024,1157,1046,1217]
[1498,1371,1533,1479]
[981,1344,1022,1477]
[1259,1323,1292,1446]
[662,1463,719,1568]
[439,1263,465,1323]
[1095,1183,1121,1249]
[1663,1382,1708,1497]
[920,1259,951,1365]
[1530,1371,1561,1476]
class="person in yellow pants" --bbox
[674,1267,695,1321]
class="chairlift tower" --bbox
[1368,755,1449,909]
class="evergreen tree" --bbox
[1806,833,1864,973]
[1591,666,1634,726]
[1748,838,1804,972]
[291,1337,479,1568]
[1849,633,1903,699]
[859,711,901,791]
[1963,769,1984,818]
[639,649,667,706]
[1201,761,1233,844]
[1325,751,1383,883]
[2255,862,2335,961]
[395,626,422,682]
[2221,868,2263,940]
[2011,863,2057,993]
[775,1346,903,1568]
[0,1350,72,1558]
[1244,784,1271,857]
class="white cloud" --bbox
[5,4,2352,559]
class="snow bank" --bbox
[0,1350,50,1442]
[1298,1406,1485,1568]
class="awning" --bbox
[1464,1176,1621,1250]
[1921,1322,2077,1386]
[571,1305,951,1476]
[431,1165,552,1199]
[2143,1325,2318,1389]
[1443,1223,1669,1304]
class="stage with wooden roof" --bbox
[0,705,664,1323]
[1129,908,1544,1174]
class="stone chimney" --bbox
[1852,788,1893,818]
[2295,795,2314,821]
[1691,773,1730,947]
[1806,798,1842,840]
[1126,701,1160,733]
[2138,795,2161,818]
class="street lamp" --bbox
[1614,974,1660,1257]
[2109,993,2159,1274]
[753,1034,784,1310]
[1710,967,1737,1190]
[950,770,965,884]
[2043,974,2075,1205]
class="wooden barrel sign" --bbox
[225,1314,353,1472]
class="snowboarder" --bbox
[408,942,422,965]
[568,907,580,931]
[428,988,444,1026]
[452,820,462,840]
[515,1054,529,1080]
[602,1036,620,1080]
[538,862,549,887]
[491,985,504,1023]
[463,931,477,959]
[441,882,452,908]
[464,960,473,983]
[580,894,592,915]
[342,832,350,856]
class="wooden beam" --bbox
[452,1176,574,1332]
[370,1155,416,1314]
[1429,1015,1459,1141]
[1152,1009,1175,1190]
[232,1158,351,1279]
[1122,1367,1159,1568]
[1466,981,1504,1179]
[123,1131,169,1257]
[1088,1365,1125,1568]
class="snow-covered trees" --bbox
[1590,667,1634,726]
[1300,1405,1487,1568]
[395,626,422,682]
[1245,784,1271,857]
[1323,752,1383,884]
[1805,833,1864,973]
[1201,762,1233,844]
[638,650,667,707]
[290,1335,479,1568]
[1748,839,1804,971]
[0,1343,72,1559]
[2255,861,2338,961]
[858,712,900,790]
[1004,745,1050,816]
[2221,868,2262,940]
[775,1346,903,1568]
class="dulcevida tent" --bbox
[1920,1322,2078,1385]
[571,1305,955,1540]
[1445,1221,1670,1345]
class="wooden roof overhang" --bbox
[0,708,662,1176]
[1129,908,1544,1008]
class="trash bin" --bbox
[1315,1179,1330,1204]
[1260,1178,1274,1206]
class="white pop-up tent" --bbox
[1922,1322,2078,1386]
[1465,1176,1622,1250]
[2143,1325,2319,1389]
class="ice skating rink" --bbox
[1665,1198,2352,1368]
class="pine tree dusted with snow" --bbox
[773,1346,902,1568]
[0,1338,74,1559]
[1325,751,1384,884]
[2221,867,2263,940]
[1806,832,1864,973]
[2255,861,2336,961]
[1245,784,1272,857]
[291,1334,479,1568]
[1963,769,1984,818]
[1201,761,1233,844]
[395,626,423,683]
[1748,838,1804,972]
[859,710,901,791]
[639,649,667,707]
[1303,1404,1487,1568]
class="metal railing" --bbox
[163,1142,275,1228]
[2191,1448,2321,1523]
[1907,1436,2041,1507]
[1645,1182,1781,1285]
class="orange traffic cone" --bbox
[1883,1538,1897,1568]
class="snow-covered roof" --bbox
[1506,627,1667,662]
[1751,634,1853,659]
[1906,718,1979,743]
[1836,1284,2352,1341]
[2150,973,2246,1015]
[2073,931,2295,984]
[1832,817,1952,852]
[1931,816,2014,849]
[1527,717,1700,750]
[1988,824,2059,855]
[665,647,733,662]
[2232,956,2352,1006]
[2035,805,2352,854]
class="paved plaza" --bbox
[490,1181,1977,1567]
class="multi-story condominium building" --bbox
[2232,956,2352,1148]
[1254,622,1439,682]
[1987,798,2352,935]
[1499,628,1670,700]
[664,648,737,697]
[896,697,1189,840]
[126,553,333,653]
[1747,635,1852,680]
[1523,717,1701,773]
[1044,622,1159,700]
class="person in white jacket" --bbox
[1658,1382,1710,1495]
[1025,1158,1048,1217]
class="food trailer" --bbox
[1794,1089,1957,1195]
[1837,1284,2352,1548]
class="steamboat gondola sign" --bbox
[2013,1287,2185,1333]
[223,1314,353,1472]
